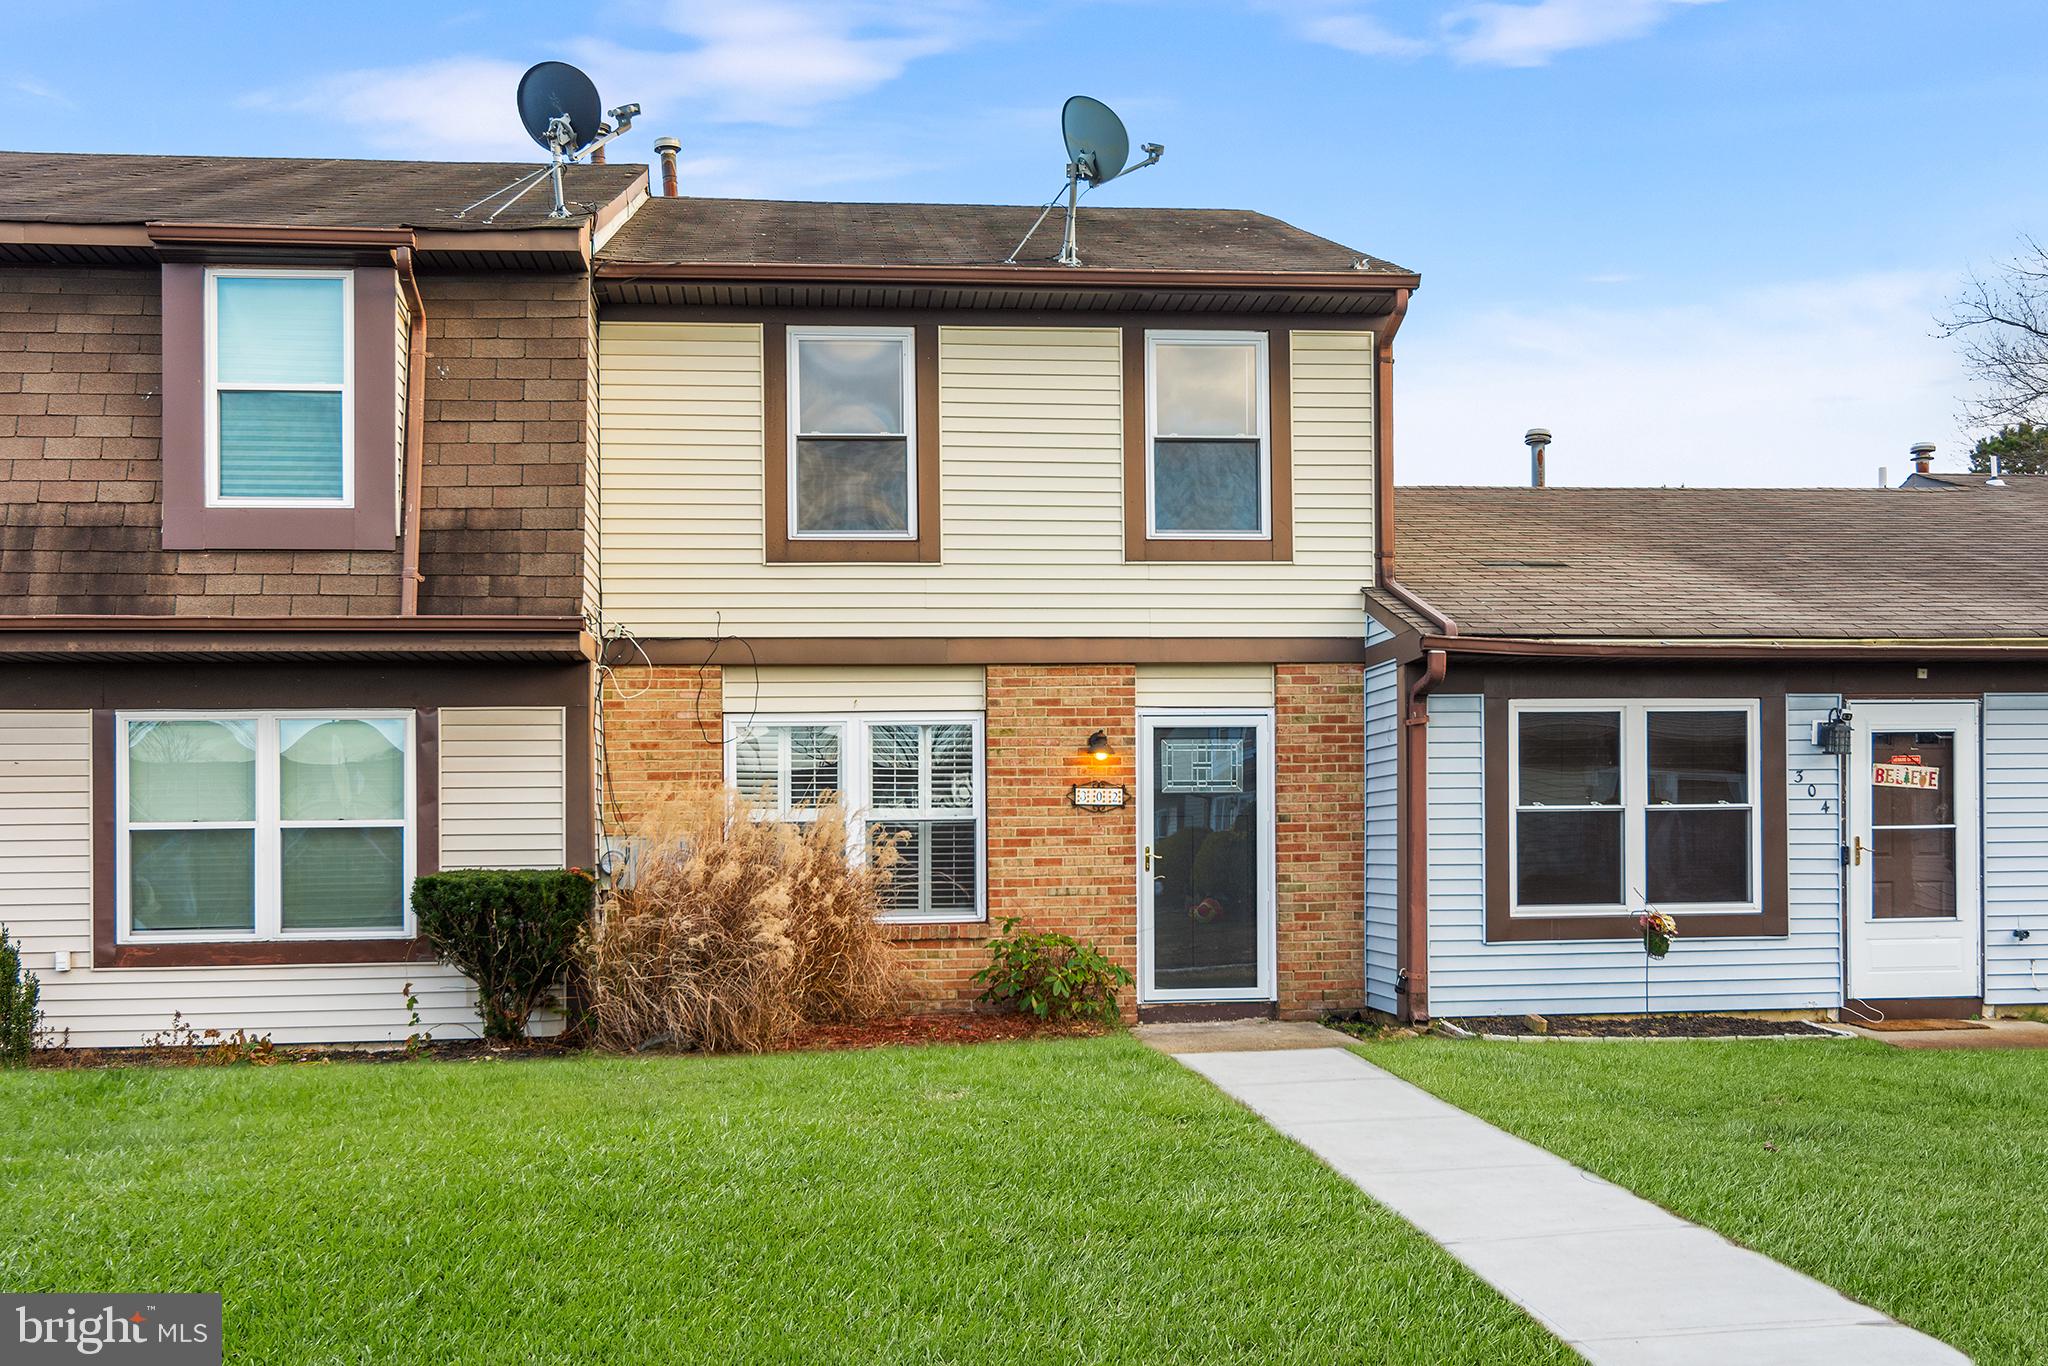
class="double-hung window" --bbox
[119,711,413,941]
[727,713,984,922]
[788,327,915,538]
[1146,331,1270,537]
[205,268,353,506]
[1510,700,1759,916]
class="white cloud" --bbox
[1445,0,1721,68]
[246,1,985,158]
[1278,0,1721,69]
[1398,271,1972,488]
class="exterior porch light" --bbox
[1814,708,1854,756]
[1086,730,1113,761]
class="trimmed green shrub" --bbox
[973,917,1133,1025]
[1,927,43,1066]
[412,869,596,1042]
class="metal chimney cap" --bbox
[652,136,682,152]
[1909,441,1937,457]
[1524,428,1553,447]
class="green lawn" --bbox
[1356,1035,2048,1366]
[1,1036,1569,1365]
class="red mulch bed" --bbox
[26,1016,1100,1069]
[778,1014,1105,1052]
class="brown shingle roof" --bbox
[597,196,1407,274]
[0,150,645,231]
[1380,480,2048,640]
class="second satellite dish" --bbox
[517,61,604,155]
[1063,96,1131,185]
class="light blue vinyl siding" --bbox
[1364,660,1400,1013]
[1424,692,1845,1017]
[1984,694,2048,1005]
[1364,615,1395,646]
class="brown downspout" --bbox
[1372,286,1411,590]
[394,247,427,615]
[1390,578,1455,1024]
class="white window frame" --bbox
[729,718,850,822]
[723,711,985,923]
[203,266,355,510]
[116,709,416,943]
[1144,329,1272,540]
[786,325,917,541]
[1507,698,1763,919]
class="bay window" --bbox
[205,269,353,506]
[119,712,414,941]
[727,713,984,922]
[1510,700,1759,917]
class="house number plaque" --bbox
[1070,783,1129,810]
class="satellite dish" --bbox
[517,61,603,155]
[1062,96,1131,185]
[1005,96,1164,266]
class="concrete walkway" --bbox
[1175,1047,1967,1366]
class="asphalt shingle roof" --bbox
[0,150,645,231]
[597,196,1407,274]
[1380,480,2048,640]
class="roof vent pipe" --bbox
[1525,428,1552,488]
[653,137,681,196]
[1910,441,1936,476]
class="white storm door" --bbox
[1845,701,1982,1002]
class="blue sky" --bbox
[12,1,2048,487]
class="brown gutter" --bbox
[1416,634,2048,661]
[0,615,584,633]
[593,258,1422,293]
[394,247,428,615]
[1371,286,1411,588]
[146,222,416,249]
[1398,647,1448,1022]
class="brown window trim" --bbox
[160,263,400,553]
[1482,688,1790,942]
[91,708,441,968]
[762,321,940,564]
[1122,326,1293,562]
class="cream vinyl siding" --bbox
[438,707,568,869]
[0,708,572,1049]
[599,323,1375,639]
[1134,664,1275,708]
[735,667,985,714]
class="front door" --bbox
[1137,710,1276,1003]
[1845,701,1982,1004]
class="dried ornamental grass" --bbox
[579,787,901,1053]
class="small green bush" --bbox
[0,927,43,1066]
[412,869,596,1041]
[973,917,1133,1025]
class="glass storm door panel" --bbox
[1139,713,1275,1002]
[1846,702,1982,1003]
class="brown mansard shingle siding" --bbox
[0,265,592,617]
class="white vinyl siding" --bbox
[0,707,572,1049]
[1134,664,1275,709]
[1364,660,1400,1014]
[598,323,1376,639]
[737,667,986,715]
[1985,693,2048,1004]
[438,707,568,870]
[1424,692,1844,1017]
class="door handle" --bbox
[1143,845,1153,871]
[1852,836,1865,867]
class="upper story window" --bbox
[118,711,414,943]
[788,327,915,538]
[205,268,353,507]
[1509,700,1760,917]
[1146,331,1270,538]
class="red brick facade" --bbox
[0,265,594,617]
[600,661,1368,1020]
